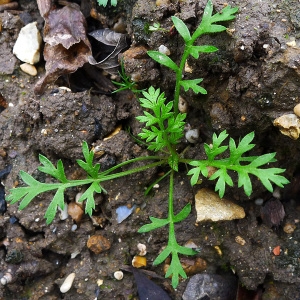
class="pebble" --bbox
[158,45,171,56]
[185,129,199,143]
[68,202,84,223]
[58,204,68,220]
[182,274,237,300]
[132,255,147,268]
[195,188,245,222]
[114,271,123,280]
[273,113,300,140]
[13,22,42,65]
[20,63,37,76]
[87,235,111,254]
[283,223,296,234]
[235,235,246,246]
[294,103,300,117]
[60,273,76,293]
[178,96,188,113]
[137,243,147,256]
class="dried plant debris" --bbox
[34,1,127,94]
[35,2,92,95]
[88,28,128,75]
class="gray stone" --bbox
[182,274,237,300]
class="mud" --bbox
[0,0,300,299]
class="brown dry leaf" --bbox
[34,2,92,95]
[34,41,91,94]
[43,3,90,49]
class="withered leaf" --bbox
[34,41,91,95]
[88,29,127,74]
[34,2,92,95]
[43,3,90,49]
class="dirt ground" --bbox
[1,0,300,299]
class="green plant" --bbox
[7,0,289,289]
[97,0,117,7]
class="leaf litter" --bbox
[34,0,127,95]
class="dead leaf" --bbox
[34,41,91,94]
[88,28,127,74]
[43,3,90,49]
[34,2,92,95]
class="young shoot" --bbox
[6,0,289,290]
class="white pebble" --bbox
[178,96,188,113]
[0,273,12,285]
[20,63,37,76]
[71,224,78,231]
[58,203,69,220]
[60,273,76,293]
[114,271,123,280]
[185,129,199,143]
[13,22,42,64]
[158,45,171,55]
[137,243,147,256]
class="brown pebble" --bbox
[0,148,6,157]
[87,235,111,254]
[283,223,296,234]
[67,202,84,223]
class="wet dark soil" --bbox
[1,0,300,299]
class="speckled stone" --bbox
[195,188,245,222]
[87,235,111,254]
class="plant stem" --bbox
[174,48,190,116]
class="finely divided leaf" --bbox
[76,142,100,178]
[38,155,68,183]
[210,4,239,23]
[180,79,207,94]
[138,217,169,233]
[188,161,209,185]
[209,168,233,198]
[204,130,228,161]
[237,171,252,196]
[147,51,179,72]
[45,187,65,224]
[171,16,191,42]
[78,181,102,215]
[189,45,218,59]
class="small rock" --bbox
[273,113,300,140]
[132,255,147,268]
[13,22,42,64]
[235,235,246,246]
[283,223,296,234]
[114,271,124,280]
[20,63,37,76]
[294,103,300,117]
[60,273,76,293]
[182,274,237,300]
[68,202,84,223]
[195,188,245,222]
[87,235,111,254]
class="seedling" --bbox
[7,0,289,289]
[97,0,117,7]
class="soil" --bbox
[1,0,300,299]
